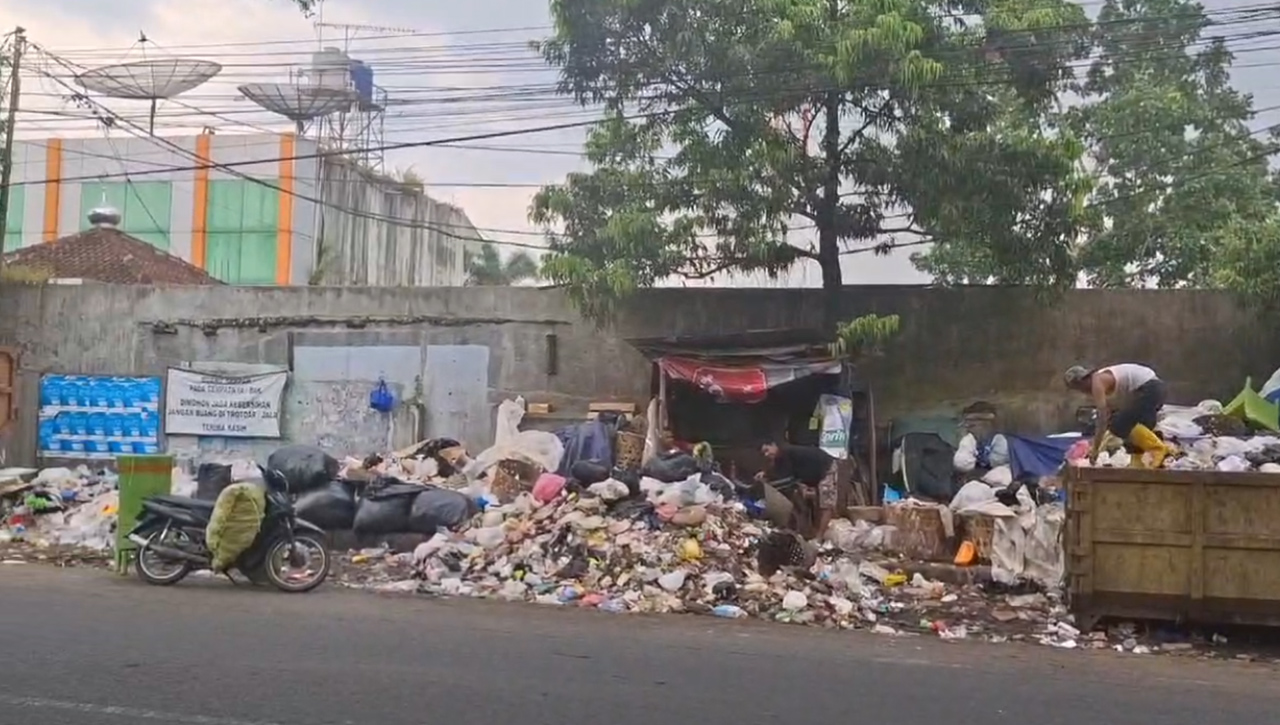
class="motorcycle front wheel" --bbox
[134,529,195,586]
[262,534,330,593]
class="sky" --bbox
[2,0,1279,286]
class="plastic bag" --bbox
[611,467,642,497]
[655,474,718,507]
[641,452,701,483]
[981,465,1013,487]
[206,482,266,572]
[494,397,526,448]
[195,463,233,500]
[353,496,414,536]
[171,467,198,498]
[407,486,475,534]
[465,399,565,479]
[267,445,339,494]
[352,479,421,536]
[294,481,358,531]
[532,473,567,503]
[569,459,610,485]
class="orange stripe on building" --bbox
[41,138,62,242]
[275,133,295,285]
[191,133,213,268]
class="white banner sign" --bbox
[164,368,288,438]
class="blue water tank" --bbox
[349,60,374,105]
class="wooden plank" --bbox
[588,401,636,414]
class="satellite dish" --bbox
[238,82,357,132]
[75,59,222,133]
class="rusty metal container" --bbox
[1067,467,1280,630]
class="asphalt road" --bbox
[3,567,1280,725]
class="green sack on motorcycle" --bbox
[206,482,267,572]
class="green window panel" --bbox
[2,184,23,251]
[205,180,278,285]
[79,181,173,250]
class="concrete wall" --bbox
[0,283,648,467]
[615,286,1280,431]
[313,157,485,287]
[1,283,1275,467]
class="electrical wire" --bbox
[12,9,1280,255]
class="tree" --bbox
[466,243,540,286]
[919,0,1280,287]
[1072,0,1276,287]
[530,0,1092,324]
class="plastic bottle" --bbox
[712,604,747,619]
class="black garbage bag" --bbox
[641,452,701,483]
[294,480,358,531]
[195,463,233,501]
[611,467,642,497]
[407,486,476,534]
[570,459,610,485]
[700,471,737,498]
[352,477,422,535]
[267,445,340,494]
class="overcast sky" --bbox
[2,0,1278,286]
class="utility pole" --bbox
[0,27,24,256]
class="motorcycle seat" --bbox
[149,494,217,512]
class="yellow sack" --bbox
[206,482,266,572]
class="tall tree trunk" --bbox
[818,87,843,332]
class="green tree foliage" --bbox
[920,0,1280,287]
[466,243,540,286]
[530,0,1092,324]
[1074,0,1276,288]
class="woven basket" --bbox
[757,531,814,576]
[615,431,645,470]
[491,458,542,503]
[884,504,954,562]
[959,513,996,563]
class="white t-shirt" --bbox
[1099,364,1157,395]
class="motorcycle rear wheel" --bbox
[134,530,195,586]
[262,534,330,593]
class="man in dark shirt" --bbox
[758,440,846,540]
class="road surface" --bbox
[2,565,1279,725]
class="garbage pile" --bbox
[1,465,121,549]
[1068,400,1280,472]
[0,462,201,551]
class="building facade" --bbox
[3,132,484,286]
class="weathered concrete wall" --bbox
[0,284,650,466]
[616,287,1280,431]
[1,283,1275,466]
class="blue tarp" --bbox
[1006,434,1078,480]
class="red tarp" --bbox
[658,356,841,403]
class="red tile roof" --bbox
[0,227,224,285]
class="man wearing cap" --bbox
[1064,363,1176,468]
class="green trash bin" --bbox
[114,454,174,575]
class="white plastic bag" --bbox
[982,465,1013,487]
[465,397,565,479]
[493,397,526,449]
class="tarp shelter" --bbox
[628,329,853,471]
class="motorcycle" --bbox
[126,466,330,593]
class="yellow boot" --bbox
[1128,424,1173,469]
